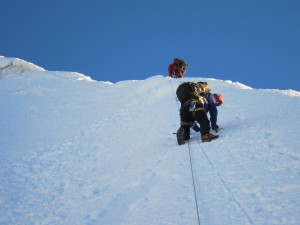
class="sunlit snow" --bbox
[1,57,300,225]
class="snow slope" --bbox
[0,57,300,225]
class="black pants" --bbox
[180,100,210,137]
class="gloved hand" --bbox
[212,124,219,132]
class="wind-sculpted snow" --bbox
[0,56,45,77]
[0,57,300,225]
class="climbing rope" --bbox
[193,132,253,224]
[0,65,11,70]
[169,78,201,225]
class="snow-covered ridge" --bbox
[44,71,95,82]
[225,80,253,89]
[0,56,95,82]
[1,56,299,95]
[0,56,45,76]
[270,89,300,97]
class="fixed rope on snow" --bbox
[193,132,253,224]
[169,78,201,225]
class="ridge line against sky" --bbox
[1,0,299,91]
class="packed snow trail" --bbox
[1,58,300,225]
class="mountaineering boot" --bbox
[177,127,186,145]
[202,133,219,142]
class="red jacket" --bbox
[168,63,184,78]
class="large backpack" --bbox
[174,59,188,71]
[176,82,201,104]
[197,81,211,93]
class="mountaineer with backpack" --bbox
[175,81,222,145]
[168,58,188,78]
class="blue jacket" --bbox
[201,92,218,127]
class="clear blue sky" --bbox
[1,0,299,91]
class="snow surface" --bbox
[0,57,300,225]
[0,56,45,77]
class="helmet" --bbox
[214,93,223,106]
